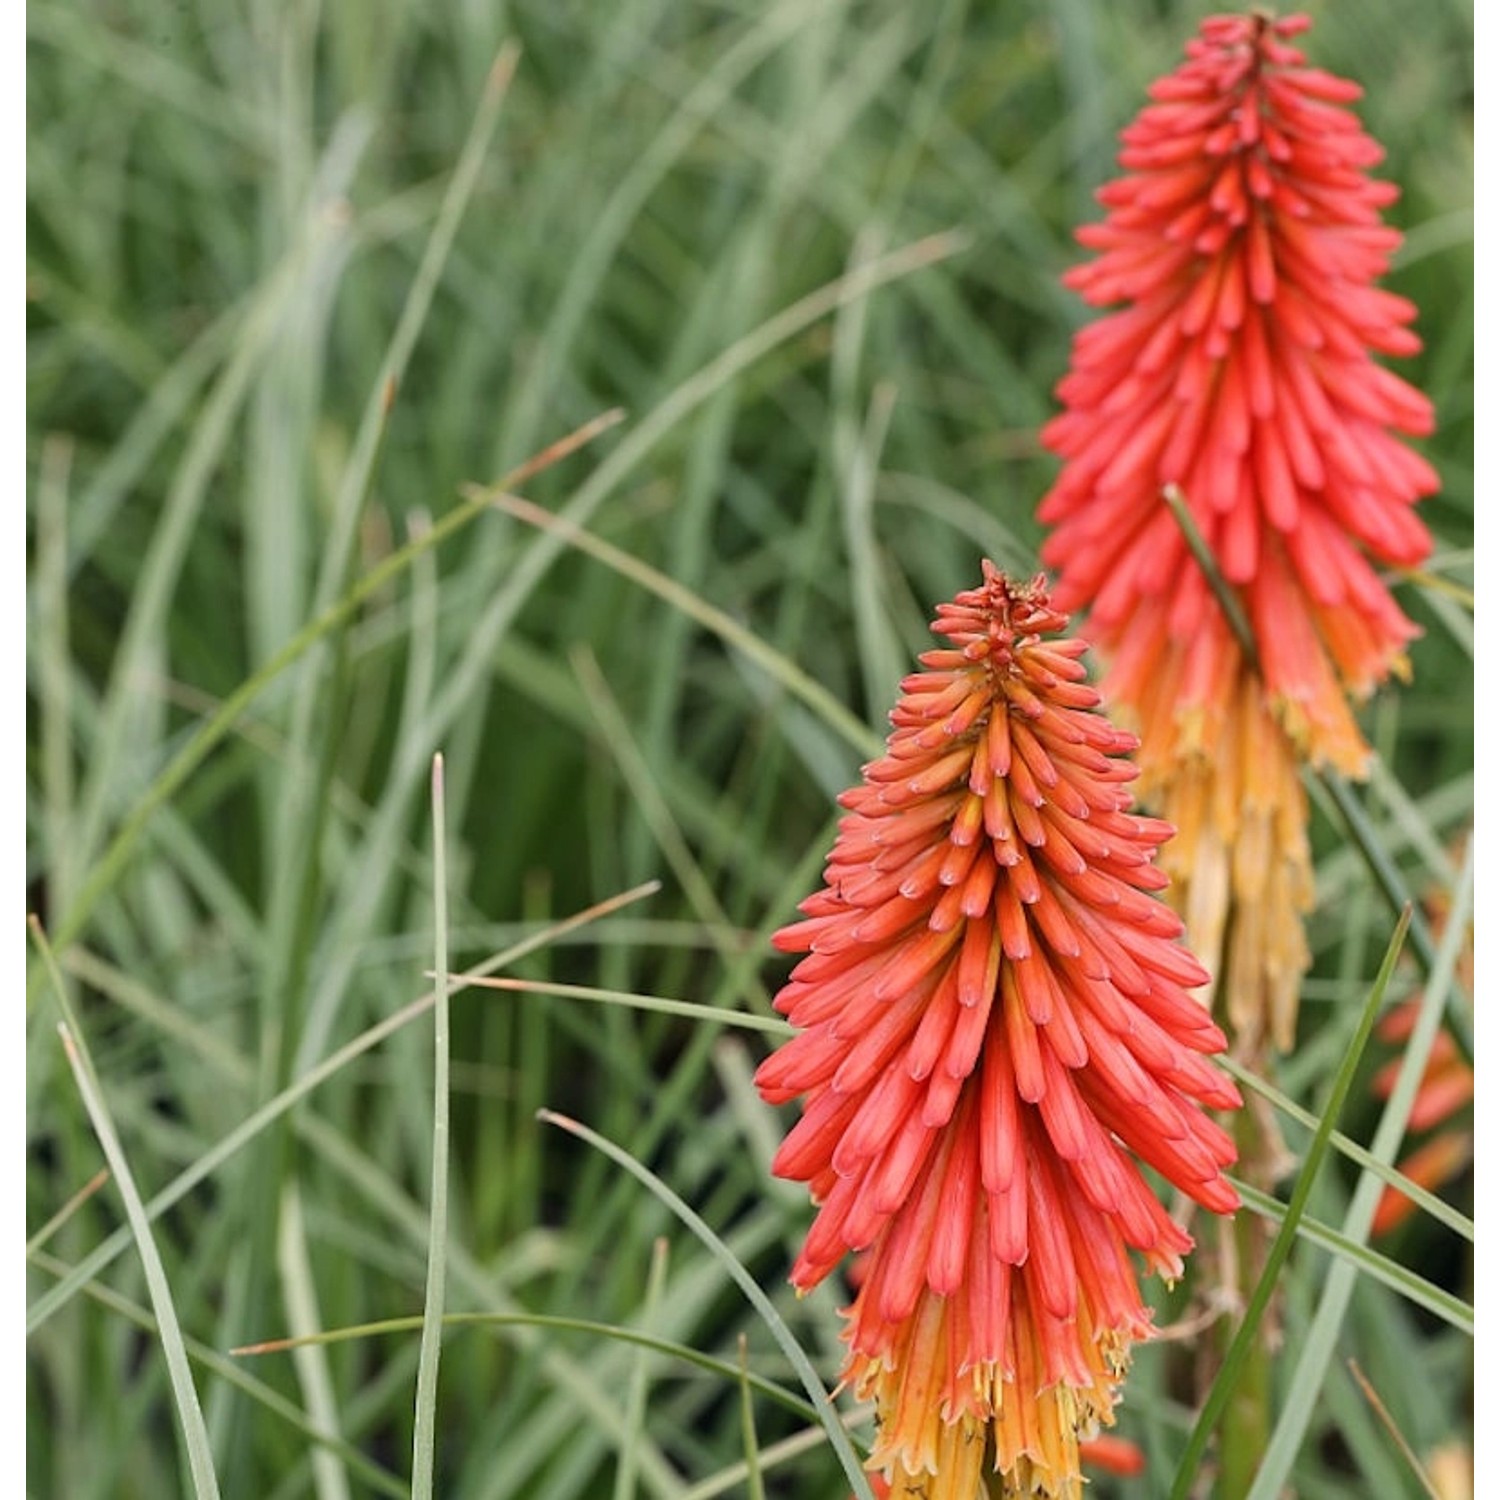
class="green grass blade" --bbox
[831,230,903,712]
[1314,774,1472,1065]
[67,221,329,891]
[411,755,452,1500]
[1168,907,1412,1500]
[1162,483,1257,662]
[1346,1360,1444,1500]
[311,44,519,618]
[678,1428,835,1500]
[537,1110,877,1500]
[570,643,774,1009]
[31,923,224,1500]
[616,1237,670,1500]
[1228,1181,1472,1335]
[35,435,76,913]
[736,1334,766,1500]
[443,975,792,1036]
[231,1311,822,1428]
[26,1168,112,1257]
[1217,1057,1472,1242]
[434,227,968,756]
[275,1185,353,1500]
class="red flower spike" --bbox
[1038,12,1436,1050]
[759,566,1239,1500]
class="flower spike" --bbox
[1038,11,1437,1048]
[759,565,1239,1500]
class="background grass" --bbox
[26,1,1473,1497]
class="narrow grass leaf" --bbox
[679,1427,858,1500]
[571,645,775,1011]
[36,435,76,913]
[31,923,223,1500]
[1217,1057,1472,1242]
[831,230,904,711]
[26,1168,111,1257]
[1315,774,1470,1064]
[1163,483,1257,663]
[737,1334,766,1500]
[67,218,331,893]
[1229,1181,1472,1334]
[1347,1361,1443,1500]
[276,1185,353,1500]
[440,227,967,762]
[231,1312,820,1427]
[537,1110,877,1500]
[616,1238,670,1500]
[487,495,881,760]
[443,976,791,1037]
[32,408,625,984]
[412,755,452,1500]
[311,44,519,617]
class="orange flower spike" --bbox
[760,566,1239,1500]
[1038,12,1436,1050]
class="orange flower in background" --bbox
[758,565,1239,1500]
[1037,12,1437,1049]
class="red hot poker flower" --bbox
[1040,9,1435,764]
[1036,11,1437,1048]
[758,566,1239,1500]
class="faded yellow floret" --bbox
[1133,663,1316,1052]
[851,1301,1132,1500]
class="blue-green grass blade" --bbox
[537,1111,877,1500]
[411,755,452,1500]
[28,408,625,995]
[616,1238,671,1500]
[231,1311,821,1429]
[1229,1181,1472,1335]
[737,1334,766,1500]
[31,922,223,1500]
[446,975,792,1036]
[488,494,883,761]
[1217,1057,1472,1242]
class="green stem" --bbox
[1216,1106,1273,1500]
